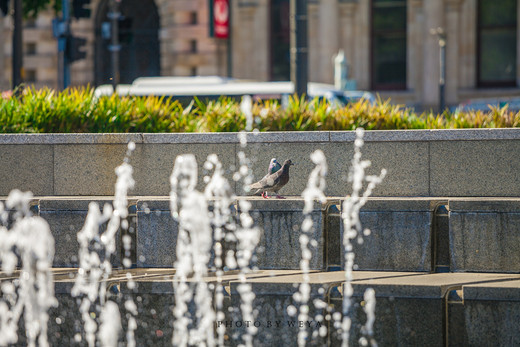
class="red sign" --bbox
[214,0,229,39]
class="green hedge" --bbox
[1,87,519,133]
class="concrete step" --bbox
[3,196,520,273]
[34,196,437,271]
[336,198,438,272]
[448,199,520,272]
[12,269,520,346]
[225,271,520,346]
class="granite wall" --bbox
[1,129,520,197]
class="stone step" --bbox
[13,269,520,346]
[448,199,520,273]
[33,196,437,271]
[336,198,438,272]
[225,271,520,346]
[3,196,520,273]
[451,278,520,346]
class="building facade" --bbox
[0,0,519,109]
[0,0,224,89]
[233,0,520,109]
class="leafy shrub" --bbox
[1,86,519,133]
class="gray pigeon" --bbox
[252,158,282,197]
[249,159,293,199]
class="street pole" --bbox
[439,34,446,112]
[431,27,446,112]
[108,0,121,93]
[290,0,308,96]
[12,0,22,90]
[227,0,232,78]
[53,0,69,90]
[62,0,70,89]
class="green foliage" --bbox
[22,0,60,18]
[1,86,520,133]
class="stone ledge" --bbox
[331,128,520,142]
[39,197,131,211]
[463,279,520,301]
[229,270,420,295]
[239,131,330,143]
[348,272,520,299]
[43,269,520,296]
[449,199,520,212]
[143,132,240,144]
[1,128,520,145]
[427,128,520,141]
[356,197,444,211]
[0,133,144,144]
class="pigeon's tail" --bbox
[244,184,263,195]
[248,182,263,190]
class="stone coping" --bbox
[449,199,520,212]
[239,272,520,298]
[7,269,520,299]
[1,128,520,144]
[5,196,513,200]
[463,279,520,301]
[3,196,519,208]
[228,271,421,295]
[347,273,520,299]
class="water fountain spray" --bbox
[233,95,261,347]
[170,154,215,346]
[359,288,377,347]
[292,150,328,346]
[204,153,236,347]
[0,190,57,347]
[340,128,385,347]
[72,142,136,347]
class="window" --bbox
[25,69,36,82]
[24,18,36,28]
[371,0,407,90]
[190,12,198,25]
[25,42,37,55]
[190,39,197,53]
[477,0,517,87]
[270,0,290,81]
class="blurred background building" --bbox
[0,0,518,109]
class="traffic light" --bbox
[0,0,9,16]
[66,35,87,62]
[72,0,91,19]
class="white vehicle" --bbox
[94,76,375,107]
[131,76,232,87]
[343,90,376,105]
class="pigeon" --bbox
[249,159,294,199]
[251,158,282,197]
